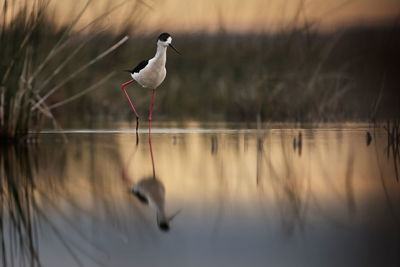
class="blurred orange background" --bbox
[43,0,400,34]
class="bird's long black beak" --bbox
[169,44,181,55]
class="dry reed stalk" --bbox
[30,0,129,90]
[31,36,129,111]
[75,0,129,33]
[33,98,68,142]
[0,87,4,128]
[28,0,131,86]
[1,0,48,85]
[35,26,109,93]
[49,72,115,110]
[306,33,342,93]
[28,0,93,84]
[370,75,385,121]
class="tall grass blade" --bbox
[36,27,108,93]
[31,36,129,111]
[49,72,115,110]
[28,0,93,84]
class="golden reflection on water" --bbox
[1,123,399,266]
[34,124,400,220]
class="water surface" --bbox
[1,123,399,267]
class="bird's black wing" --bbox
[130,59,149,74]
[133,191,149,205]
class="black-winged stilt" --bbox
[121,32,180,133]
[122,136,179,232]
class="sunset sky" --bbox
[42,0,400,34]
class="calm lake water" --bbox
[1,122,399,267]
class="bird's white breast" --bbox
[132,57,166,89]
[132,178,165,208]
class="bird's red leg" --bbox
[148,88,156,135]
[149,133,156,178]
[121,79,140,131]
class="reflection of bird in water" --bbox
[122,137,179,232]
[366,131,372,146]
[293,132,302,156]
[132,176,171,231]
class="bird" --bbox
[128,137,179,232]
[121,32,180,133]
[132,176,176,232]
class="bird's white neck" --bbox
[154,44,167,63]
[156,206,168,224]
[157,207,167,219]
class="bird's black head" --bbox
[157,32,180,54]
[158,221,170,232]
[158,32,171,42]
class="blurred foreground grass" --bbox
[0,0,133,141]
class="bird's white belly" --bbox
[132,66,166,89]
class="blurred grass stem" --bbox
[31,36,128,111]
